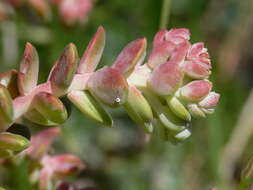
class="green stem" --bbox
[159,0,171,29]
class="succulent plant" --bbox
[0,26,220,158]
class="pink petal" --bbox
[199,92,220,108]
[112,38,147,74]
[77,26,105,73]
[166,28,190,44]
[180,80,212,102]
[149,61,184,96]
[87,67,128,107]
[181,61,210,79]
[170,41,191,63]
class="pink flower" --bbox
[59,0,92,26]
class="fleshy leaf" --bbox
[149,61,184,96]
[0,148,13,158]
[180,80,212,102]
[77,26,105,73]
[87,67,128,107]
[18,42,39,95]
[187,104,206,118]
[0,132,30,152]
[67,90,113,126]
[0,84,13,131]
[49,43,79,92]
[124,86,153,133]
[0,69,19,98]
[33,92,68,124]
[112,38,147,74]
[166,96,191,121]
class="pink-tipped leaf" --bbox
[49,43,79,91]
[77,26,105,73]
[33,92,68,124]
[87,67,128,107]
[199,91,220,108]
[112,38,147,74]
[18,43,39,95]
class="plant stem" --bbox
[159,0,171,29]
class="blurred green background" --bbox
[1,0,253,189]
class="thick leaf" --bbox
[149,61,184,96]
[180,80,212,102]
[166,96,191,121]
[0,132,30,151]
[123,86,153,133]
[33,92,68,124]
[0,84,13,131]
[0,69,19,98]
[68,90,112,126]
[87,67,128,107]
[77,26,105,73]
[112,38,147,74]
[18,42,39,95]
[49,43,79,92]
[187,104,206,118]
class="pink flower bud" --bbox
[187,42,211,69]
[149,61,184,96]
[180,80,212,102]
[26,127,61,159]
[198,92,220,108]
[59,0,92,26]
[181,61,210,79]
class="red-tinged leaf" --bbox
[77,26,105,73]
[199,92,220,108]
[0,84,13,131]
[26,127,61,159]
[112,38,147,74]
[149,61,184,96]
[87,67,128,107]
[181,61,210,79]
[0,69,19,98]
[49,43,79,92]
[18,42,39,95]
[187,42,211,69]
[147,30,175,69]
[180,80,212,102]
[42,154,85,177]
[33,92,68,124]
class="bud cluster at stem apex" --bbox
[0,26,220,148]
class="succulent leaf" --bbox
[77,26,105,73]
[18,42,39,95]
[67,90,112,126]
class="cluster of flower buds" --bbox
[2,0,92,25]
[0,26,219,153]
[26,127,85,190]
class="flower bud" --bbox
[149,61,184,96]
[0,69,19,98]
[180,80,212,102]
